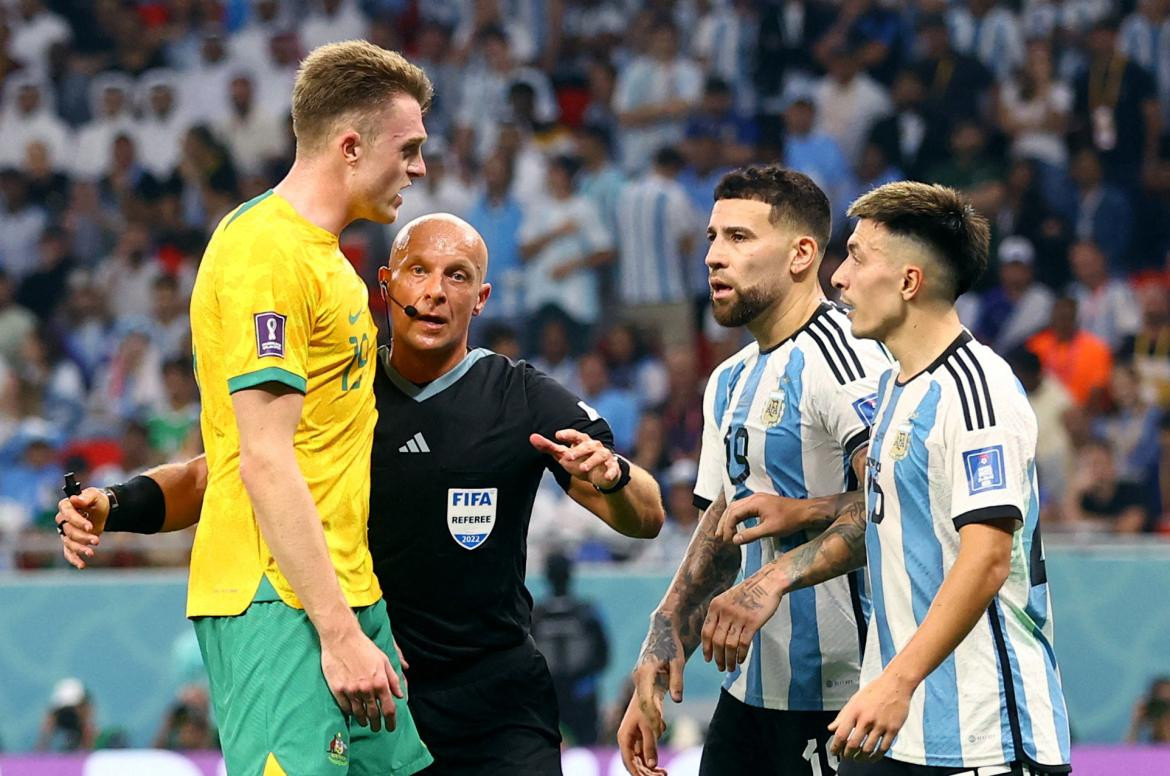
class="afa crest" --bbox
[890,424,912,461]
[327,732,348,766]
[761,390,785,427]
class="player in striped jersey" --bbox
[618,165,891,776]
[736,182,1070,776]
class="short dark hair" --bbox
[577,122,612,151]
[548,154,581,179]
[713,164,832,252]
[1005,346,1040,377]
[652,146,686,171]
[847,181,989,299]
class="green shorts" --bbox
[194,597,432,776]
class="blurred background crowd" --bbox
[1,0,1170,577]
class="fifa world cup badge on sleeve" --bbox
[963,446,1007,494]
[447,488,498,549]
[254,312,286,359]
[852,393,879,426]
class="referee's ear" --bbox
[472,282,492,316]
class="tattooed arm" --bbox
[618,490,738,775]
[700,490,868,673]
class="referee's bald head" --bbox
[391,213,489,283]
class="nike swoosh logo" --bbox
[348,310,362,324]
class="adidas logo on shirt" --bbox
[398,432,430,454]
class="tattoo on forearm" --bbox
[643,495,740,662]
[782,493,868,592]
[728,572,771,611]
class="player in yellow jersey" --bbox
[160,41,431,775]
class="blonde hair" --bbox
[291,40,433,151]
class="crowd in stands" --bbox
[2,0,1170,572]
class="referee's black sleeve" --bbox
[523,363,616,493]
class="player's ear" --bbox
[473,282,492,317]
[377,265,391,299]
[902,264,925,300]
[340,130,361,165]
[790,235,819,276]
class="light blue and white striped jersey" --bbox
[695,302,892,710]
[1120,12,1170,123]
[947,6,1025,81]
[862,331,1070,770]
[616,173,700,305]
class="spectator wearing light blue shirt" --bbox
[577,351,639,455]
[614,147,700,346]
[466,152,526,323]
[781,93,855,240]
[612,20,703,173]
[519,156,614,352]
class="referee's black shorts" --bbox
[699,688,839,775]
[409,637,562,776]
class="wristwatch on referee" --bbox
[594,455,632,494]
[102,487,120,513]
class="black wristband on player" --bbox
[594,455,632,494]
[104,475,166,534]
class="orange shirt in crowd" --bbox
[1027,329,1114,406]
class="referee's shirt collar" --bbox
[379,346,492,402]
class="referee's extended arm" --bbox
[530,429,664,538]
[56,456,208,568]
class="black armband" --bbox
[594,455,632,494]
[104,475,166,534]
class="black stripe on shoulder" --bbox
[950,351,986,429]
[941,360,975,432]
[953,504,1023,530]
[810,318,857,382]
[822,310,866,378]
[959,344,997,427]
[693,494,713,511]
[804,326,848,385]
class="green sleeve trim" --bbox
[227,367,307,394]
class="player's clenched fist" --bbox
[55,488,110,569]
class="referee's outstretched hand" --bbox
[530,429,621,489]
[320,630,404,733]
[55,488,111,570]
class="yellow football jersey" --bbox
[187,190,381,617]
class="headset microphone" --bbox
[391,296,419,318]
[379,281,419,318]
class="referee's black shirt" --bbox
[368,346,615,677]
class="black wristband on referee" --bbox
[594,455,632,494]
[104,475,166,534]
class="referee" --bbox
[56,214,665,775]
